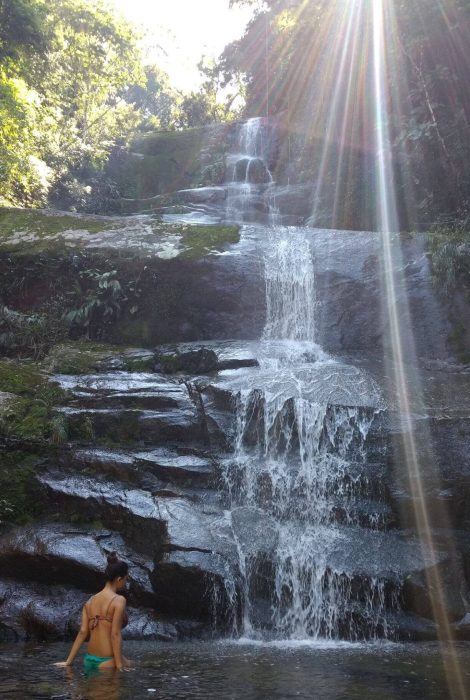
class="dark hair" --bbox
[105,551,129,581]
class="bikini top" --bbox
[86,594,129,631]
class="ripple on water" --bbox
[1,641,470,699]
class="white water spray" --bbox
[222,228,394,640]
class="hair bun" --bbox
[106,551,119,564]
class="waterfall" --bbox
[226,118,278,223]
[223,229,396,641]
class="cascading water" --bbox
[222,228,398,641]
[226,118,279,223]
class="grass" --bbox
[0,359,68,442]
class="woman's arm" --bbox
[110,596,126,671]
[54,605,89,667]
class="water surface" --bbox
[1,640,470,699]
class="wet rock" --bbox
[122,610,177,641]
[213,340,258,371]
[402,559,467,623]
[155,346,218,374]
[268,183,313,219]
[0,524,156,607]
[0,579,174,641]
[151,550,235,621]
[60,448,139,483]
[37,474,227,558]
[0,579,83,641]
[54,372,186,411]
[46,345,155,375]
[177,187,226,204]
[328,527,448,579]
[138,407,203,444]
[230,507,278,556]
[135,448,213,487]
[156,499,220,553]
[196,387,235,450]
[453,612,470,640]
[38,474,167,556]
[391,612,439,641]
[157,340,259,372]
[58,404,202,445]
[234,157,271,184]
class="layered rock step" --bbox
[4,340,470,642]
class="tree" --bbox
[0,0,147,206]
[126,65,180,131]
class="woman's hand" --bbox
[53,661,71,667]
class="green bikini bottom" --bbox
[83,653,113,674]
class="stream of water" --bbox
[1,640,470,699]
[220,225,394,641]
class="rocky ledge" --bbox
[1,340,470,642]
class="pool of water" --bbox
[2,640,470,699]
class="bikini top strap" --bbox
[104,594,118,619]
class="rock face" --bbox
[0,206,468,643]
[0,345,244,641]
[2,336,470,643]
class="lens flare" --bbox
[372,1,467,698]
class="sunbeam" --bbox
[372,1,467,697]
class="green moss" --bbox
[179,223,240,258]
[114,129,206,200]
[0,452,44,527]
[112,126,229,199]
[0,207,126,256]
[0,359,68,442]
[449,321,470,364]
[122,356,154,372]
[0,359,47,396]
[45,342,118,374]
[427,221,470,293]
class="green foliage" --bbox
[0,0,183,208]
[64,268,125,335]
[222,0,470,227]
[0,305,62,358]
[0,358,68,443]
[0,0,49,64]
[427,219,470,294]
[127,65,180,131]
[0,453,43,527]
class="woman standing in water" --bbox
[54,552,131,673]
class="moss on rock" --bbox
[0,207,120,254]
[0,359,68,443]
[0,451,44,527]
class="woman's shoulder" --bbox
[112,593,127,607]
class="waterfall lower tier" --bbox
[220,228,399,640]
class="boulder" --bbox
[38,474,167,556]
[37,474,231,558]
[151,550,236,622]
[155,345,218,374]
[401,559,468,623]
[391,612,439,641]
[0,523,156,607]
[0,579,83,641]
[0,578,175,641]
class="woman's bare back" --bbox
[86,591,125,658]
